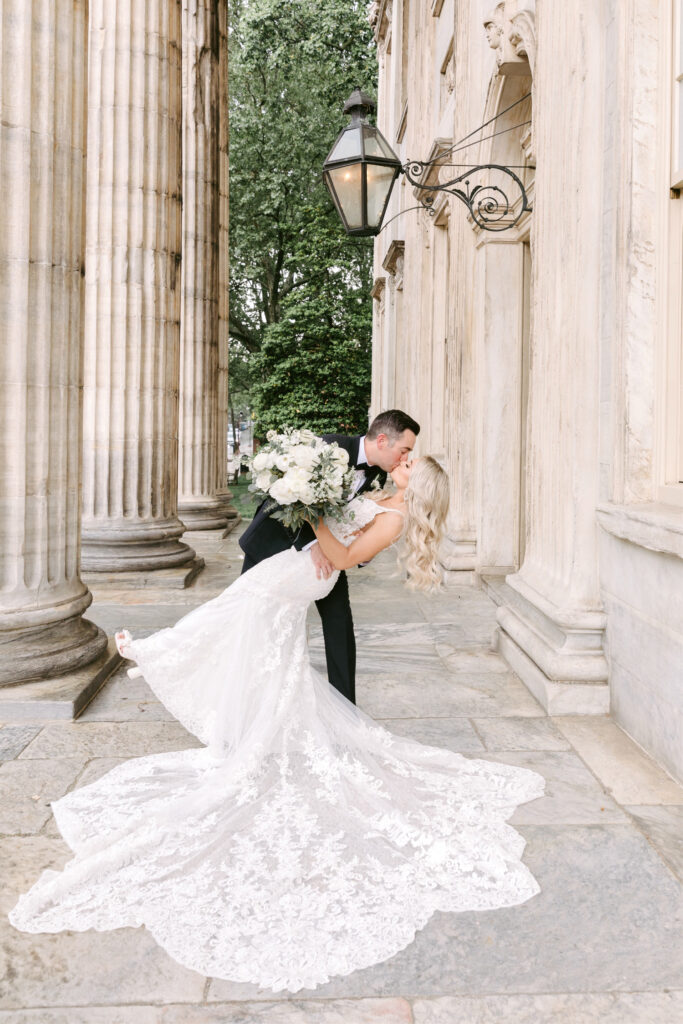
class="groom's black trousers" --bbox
[240,556,356,705]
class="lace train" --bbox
[9,500,545,992]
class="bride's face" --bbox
[391,457,419,490]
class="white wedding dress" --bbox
[9,497,544,992]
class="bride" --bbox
[9,456,544,993]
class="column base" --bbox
[178,494,240,531]
[0,612,108,688]
[439,532,477,585]
[496,571,609,714]
[0,639,121,721]
[81,516,197,572]
[221,517,241,538]
[85,556,205,591]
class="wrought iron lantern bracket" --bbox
[401,159,532,233]
[323,89,535,237]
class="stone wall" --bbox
[370,0,683,778]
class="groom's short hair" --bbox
[366,409,420,441]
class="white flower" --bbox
[269,477,297,505]
[331,447,349,465]
[300,429,317,443]
[255,471,273,491]
[275,454,292,472]
[289,429,301,444]
[290,445,319,471]
[266,430,277,442]
[252,452,268,472]
[284,466,315,504]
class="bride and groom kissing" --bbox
[9,408,545,993]
[239,408,423,705]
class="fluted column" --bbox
[177,0,237,531]
[81,0,197,572]
[0,0,107,684]
[214,0,240,532]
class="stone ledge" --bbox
[597,502,683,560]
[0,640,121,723]
[84,557,205,592]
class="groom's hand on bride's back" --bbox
[309,542,335,581]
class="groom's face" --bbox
[375,429,417,472]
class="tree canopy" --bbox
[229,0,378,436]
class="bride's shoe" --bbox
[114,630,143,678]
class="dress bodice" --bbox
[325,495,402,547]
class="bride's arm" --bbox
[312,514,402,571]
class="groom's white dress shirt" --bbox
[351,435,369,495]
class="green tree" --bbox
[229,0,377,434]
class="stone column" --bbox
[81,0,198,574]
[177,0,236,531]
[496,0,609,713]
[214,0,240,534]
[0,0,108,686]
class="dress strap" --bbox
[375,505,405,518]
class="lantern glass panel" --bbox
[362,125,400,161]
[366,163,397,227]
[327,126,363,163]
[327,163,364,229]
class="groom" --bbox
[239,409,420,705]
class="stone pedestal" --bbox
[0,0,109,687]
[80,0,197,573]
[178,0,238,533]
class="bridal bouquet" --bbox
[246,428,357,532]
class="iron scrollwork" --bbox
[402,160,532,232]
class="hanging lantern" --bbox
[323,88,402,237]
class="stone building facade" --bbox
[0,1,236,701]
[369,0,683,780]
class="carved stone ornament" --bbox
[370,0,393,45]
[484,0,536,77]
[382,239,405,291]
[371,276,387,306]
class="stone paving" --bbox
[1,528,682,1023]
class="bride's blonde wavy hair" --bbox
[399,456,450,591]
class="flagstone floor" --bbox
[1,528,682,1023]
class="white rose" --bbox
[275,453,292,472]
[252,452,268,472]
[331,447,349,465]
[289,429,301,444]
[255,471,273,491]
[266,430,277,442]
[269,477,297,505]
[291,445,319,470]
[300,429,317,443]
[284,466,315,504]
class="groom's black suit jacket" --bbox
[239,434,387,564]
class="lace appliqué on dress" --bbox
[9,495,545,993]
